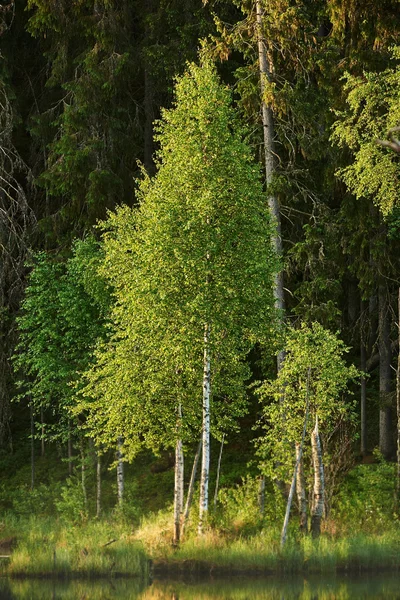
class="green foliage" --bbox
[257,322,359,483]
[13,238,109,443]
[332,459,396,533]
[332,47,400,216]
[55,477,88,524]
[214,475,283,536]
[80,57,277,458]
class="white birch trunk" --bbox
[173,437,184,545]
[182,438,202,536]
[116,436,124,506]
[311,416,324,538]
[213,434,225,509]
[296,442,307,532]
[281,368,310,547]
[96,451,101,518]
[198,323,211,534]
[256,0,285,371]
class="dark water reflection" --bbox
[1,575,400,599]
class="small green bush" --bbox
[331,457,396,532]
[55,477,88,523]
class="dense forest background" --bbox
[2,0,400,543]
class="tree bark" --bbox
[360,298,368,455]
[96,451,101,519]
[296,442,307,533]
[258,475,266,515]
[255,0,285,372]
[311,416,324,538]
[213,434,225,509]
[198,323,211,534]
[379,283,392,459]
[30,403,35,490]
[67,420,73,476]
[80,438,88,511]
[397,287,400,506]
[182,438,201,536]
[144,68,155,175]
[173,427,184,544]
[41,406,45,457]
[116,436,124,506]
[281,368,310,548]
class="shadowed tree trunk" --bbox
[182,437,201,536]
[379,283,392,459]
[213,434,225,509]
[80,438,88,511]
[255,0,285,372]
[30,403,35,490]
[296,442,307,532]
[258,475,265,515]
[397,288,400,506]
[360,298,368,455]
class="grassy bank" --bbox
[1,513,400,578]
[0,516,149,578]
[132,510,400,577]
[150,529,400,576]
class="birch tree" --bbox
[257,323,359,533]
[81,56,277,537]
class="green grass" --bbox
[0,515,149,578]
[151,529,400,575]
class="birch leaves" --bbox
[258,323,359,532]
[82,58,277,526]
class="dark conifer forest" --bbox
[1,0,400,576]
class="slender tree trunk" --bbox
[67,420,73,476]
[379,283,392,459]
[41,406,45,457]
[296,442,307,532]
[311,416,324,538]
[30,403,35,490]
[182,438,202,536]
[80,438,88,511]
[96,451,101,518]
[258,475,266,515]
[116,436,124,506]
[173,400,184,546]
[213,434,225,509]
[281,368,310,547]
[397,287,400,506]
[144,68,155,175]
[360,298,368,456]
[255,0,285,371]
[198,323,211,534]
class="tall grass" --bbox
[0,515,149,578]
[150,527,400,575]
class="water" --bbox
[1,575,400,599]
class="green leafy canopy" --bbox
[80,57,278,458]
